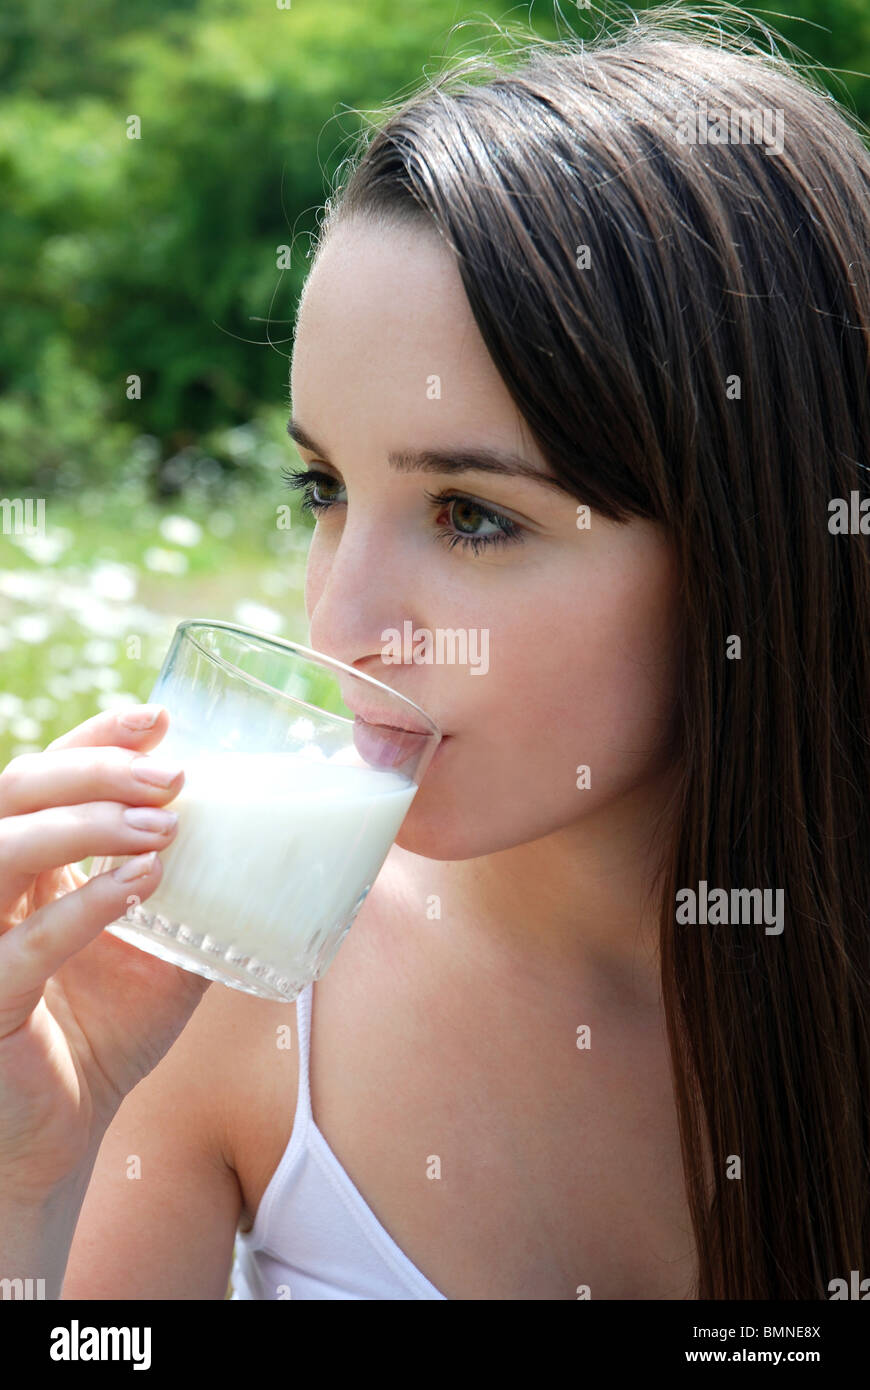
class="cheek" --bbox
[303,543,327,621]
[506,619,676,788]
[398,582,681,860]
[544,574,680,781]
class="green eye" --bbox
[281,467,526,558]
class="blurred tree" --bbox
[0,0,866,496]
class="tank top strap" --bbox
[293,979,314,1122]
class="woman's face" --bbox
[290,216,680,860]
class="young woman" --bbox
[1,8,868,1300]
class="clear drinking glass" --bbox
[89,620,441,1002]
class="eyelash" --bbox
[280,466,525,557]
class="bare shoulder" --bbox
[62,968,297,1300]
[188,973,301,1207]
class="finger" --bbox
[44,704,170,754]
[0,852,164,1040]
[0,802,179,907]
[0,744,185,819]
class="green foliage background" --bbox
[0,1,867,1298]
[1,0,868,498]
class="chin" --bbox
[393,794,478,859]
[394,821,460,860]
[394,778,598,859]
[392,797,508,861]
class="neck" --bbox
[394,770,679,1015]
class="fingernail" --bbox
[119,705,163,731]
[130,757,184,789]
[122,806,178,832]
[113,851,159,882]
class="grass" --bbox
[0,481,311,767]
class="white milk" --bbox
[133,749,416,965]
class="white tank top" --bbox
[230,980,447,1300]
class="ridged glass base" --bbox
[105,905,354,1003]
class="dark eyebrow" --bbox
[286,418,575,498]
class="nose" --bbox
[305,510,420,681]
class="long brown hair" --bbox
[308,4,870,1298]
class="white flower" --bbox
[96,691,141,712]
[90,562,138,601]
[13,529,72,565]
[10,716,41,741]
[58,596,130,636]
[233,600,283,633]
[69,669,98,691]
[11,614,52,644]
[46,676,73,701]
[143,547,188,575]
[159,514,202,547]
[90,667,122,691]
[260,569,292,595]
[83,639,117,666]
[0,571,53,602]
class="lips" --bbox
[351,713,446,771]
[347,704,435,737]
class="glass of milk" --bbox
[89,620,441,1002]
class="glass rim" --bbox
[175,618,442,739]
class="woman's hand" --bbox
[0,705,211,1197]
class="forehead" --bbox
[292,218,481,383]
[289,215,530,448]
